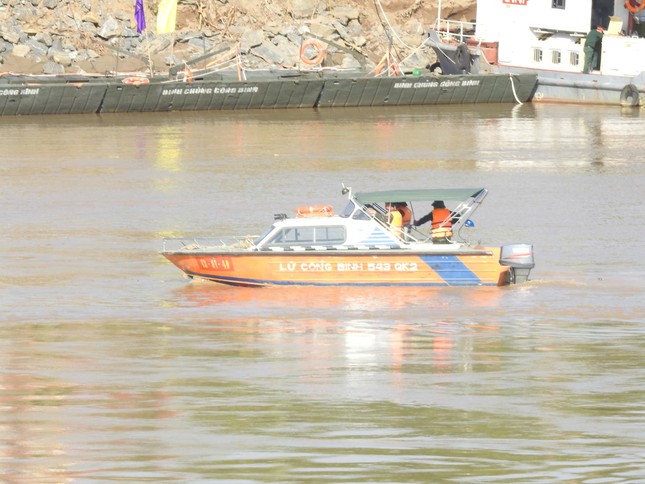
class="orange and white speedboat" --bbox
[161,186,535,287]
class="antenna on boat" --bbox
[341,183,351,196]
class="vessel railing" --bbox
[162,236,258,252]
[365,204,452,245]
[358,203,414,243]
[448,189,487,242]
[360,198,482,246]
[434,18,477,44]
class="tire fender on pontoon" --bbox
[620,84,640,107]
[428,61,442,73]
[455,44,470,71]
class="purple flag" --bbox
[135,0,146,33]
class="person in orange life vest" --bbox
[394,202,413,227]
[413,200,454,243]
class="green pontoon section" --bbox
[0,71,537,116]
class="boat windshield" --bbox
[340,199,381,220]
[254,225,275,246]
[339,200,356,218]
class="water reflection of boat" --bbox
[169,283,505,312]
[427,0,645,106]
[161,185,534,287]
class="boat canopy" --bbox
[354,188,485,204]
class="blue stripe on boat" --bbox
[362,227,399,245]
[419,255,481,286]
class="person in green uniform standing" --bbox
[583,25,604,74]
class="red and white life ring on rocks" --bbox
[300,39,326,66]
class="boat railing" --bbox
[449,189,487,242]
[433,18,477,44]
[162,236,258,252]
[405,226,433,243]
[364,205,415,243]
[361,201,478,245]
[370,211,446,245]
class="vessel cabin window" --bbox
[533,48,543,63]
[266,226,346,246]
[551,50,561,64]
[552,0,565,9]
[569,51,579,66]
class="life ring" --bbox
[300,39,326,66]
[455,44,470,71]
[122,76,150,86]
[620,83,640,107]
[296,205,334,217]
[625,0,645,13]
[178,67,193,83]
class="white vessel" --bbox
[161,186,535,287]
[427,0,645,106]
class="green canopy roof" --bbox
[354,188,485,204]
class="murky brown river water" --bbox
[1,104,644,482]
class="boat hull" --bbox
[487,65,645,106]
[315,73,536,107]
[426,30,644,106]
[0,71,537,116]
[162,249,511,287]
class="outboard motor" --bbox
[500,244,535,284]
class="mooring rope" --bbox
[508,74,523,104]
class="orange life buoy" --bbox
[296,205,334,217]
[178,67,193,83]
[300,39,326,66]
[122,76,150,86]
[626,0,645,13]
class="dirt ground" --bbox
[1,0,476,74]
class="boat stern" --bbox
[499,244,535,284]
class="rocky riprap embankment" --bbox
[0,0,442,76]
